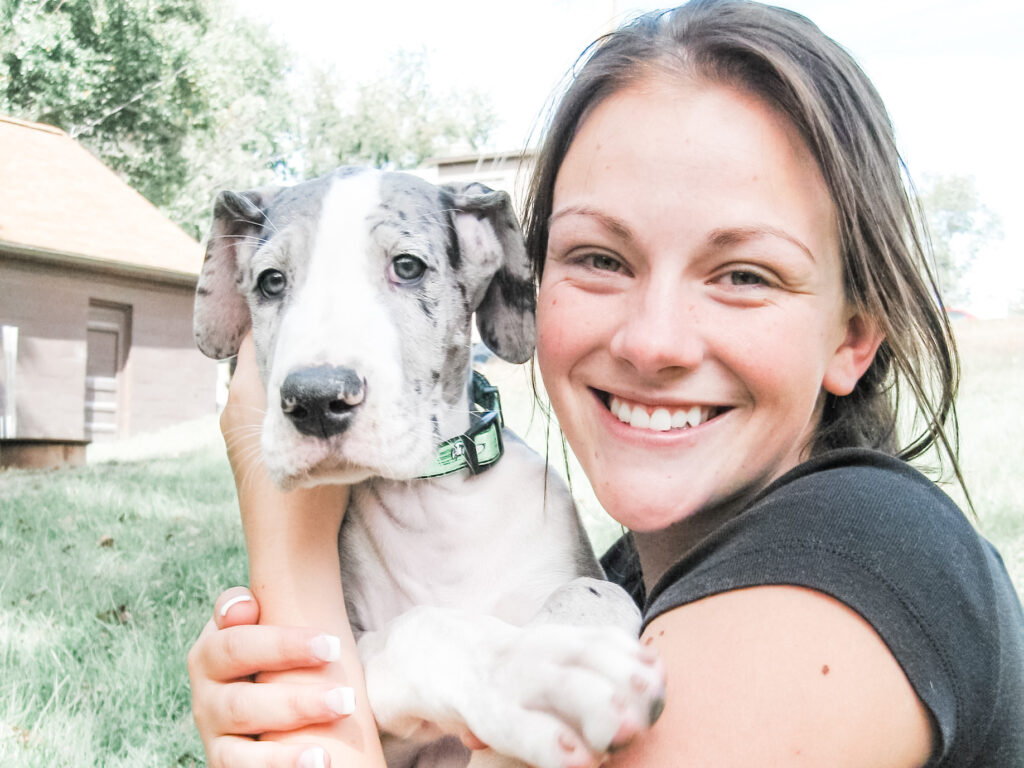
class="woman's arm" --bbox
[607,585,934,767]
[189,335,386,768]
[231,436,384,766]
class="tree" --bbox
[1,0,297,237]
[918,173,1003,306]
[298,50,499,177]
[157,4,299,236]
[1,4,499,237]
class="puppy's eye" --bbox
[257,269,287,298]
[390,254,427,283]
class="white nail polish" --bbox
[310,634,341,662]
[218,594,252,618]
[298,746,326,768]
[325,686,356,716]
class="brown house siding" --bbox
[0,253,216,442]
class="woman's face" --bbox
[537,75,879,532]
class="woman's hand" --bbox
[188,587,355,768]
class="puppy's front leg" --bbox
[359,599,663,768]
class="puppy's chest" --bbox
[339,473,578,631]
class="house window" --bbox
[0,324,17,438]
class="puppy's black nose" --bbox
[280,365,365,438]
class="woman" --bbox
[188,1,1024,766]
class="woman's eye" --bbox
[391,254,427,282]
[724,270,767,286]
[257,269,287,298]
[587,253,623,272]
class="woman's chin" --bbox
[595,486,702,533]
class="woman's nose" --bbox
[609,282,704,376]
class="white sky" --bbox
[239,0,1024,315]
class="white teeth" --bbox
[609,396,715,432]
[686,405,702,428]
[650,408,671,431]
[629,405,650,429]
[670,409,689,429]
[615,399,632,423]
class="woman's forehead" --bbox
[551,75,838,257]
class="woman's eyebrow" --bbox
[548,210,816,263]
[549,205,635,243]
[708,225,816,262]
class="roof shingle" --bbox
[0,115,200,278]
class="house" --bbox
[413,149,537,210]
[0,116,218,468]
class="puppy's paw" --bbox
[461,623,665,768]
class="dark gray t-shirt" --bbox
[601,449,1024,767]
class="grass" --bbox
[0,423,243,766]
[941,318,1024,585]
[0,318,1021,766]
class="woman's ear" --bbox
[823,313,885,396]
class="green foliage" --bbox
[299,49,500,177]
[1,3,499,238]
[3,0,213,207]
[158,3,298,236]
[918,173,1003,305]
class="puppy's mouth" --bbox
[597,390,728,432]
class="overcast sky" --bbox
[239,0,1023,315]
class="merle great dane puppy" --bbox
[193,167,664,768]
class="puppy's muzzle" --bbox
[280,365,365,439]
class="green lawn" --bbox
[0,317,1021,766]
[0,436,241,766]
[943,318,1024,586]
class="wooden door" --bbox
[85,302,131,441]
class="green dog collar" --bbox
[419,372,504,478]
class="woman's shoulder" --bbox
[752,446,963,528]
[647,447,1016,648]
[696,447,990,582]
[649,448,982,602]
[642,447,1024,767]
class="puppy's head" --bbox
[194,167,534,488]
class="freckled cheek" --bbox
[535,309,565,380]
[712,323,777,382]
[536,290,567,356]
[537,294,592,409]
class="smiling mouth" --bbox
[601,392,727,432]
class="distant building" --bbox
[0,116,217,468]
[414,149,537,211]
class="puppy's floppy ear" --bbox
[193,187,279,360]
[445,182,536,364]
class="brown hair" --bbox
[524,0,965,492]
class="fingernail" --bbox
[325,686,356,716]
[218,594,252,618]
[630,673,649,694]
[610,720,640,750]
[639,644,659,663]
[558,730,578,752]
[298,746,326,768]
[310,634,341,662]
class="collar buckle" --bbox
[418,371,505,479]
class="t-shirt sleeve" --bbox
[642,449,1023,766]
